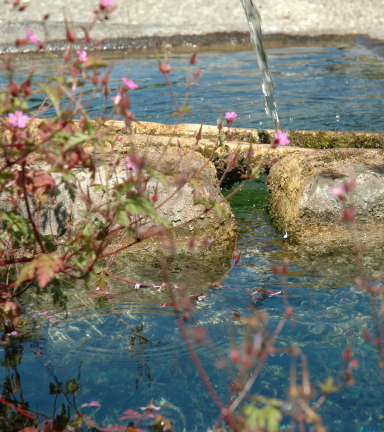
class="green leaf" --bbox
[84,273,91,288]
[51,279,67,308]
[123,195,157,218]
[49,382,59,395]
[320,376,338,395]
[219,133,227,144]
[0,173,15,179]
[213,203,227,219]
[15,261,36,288]
[64,132,92,151]
[153,216,173,229]
[35,82,61,116]
[53,404,70,431]
[145,168,170,192]
[243,403,282,432]
[265,406,282,432]
[117,209,130,226]
[82,224,91,236]
[82,55,108,69]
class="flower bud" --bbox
[344,349,352,361]
[190,52,197,64]
[230,348,241,363]
[343,206,355,223]
[101,73,109,86]
[66,28,76,43]
[158,60,171,74]
[10,81,19,97]
[63,50,71,62]
[92,73,99,86]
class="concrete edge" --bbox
[0,23,378,55]
[127,120,384,149]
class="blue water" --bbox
[2,44,384,132]
[2,44,384,431]
[4,180,383,432]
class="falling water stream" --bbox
[240,0,281,130]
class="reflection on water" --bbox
[0,179,382,431]
[1,43,384,132]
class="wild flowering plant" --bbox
[0,1,358,432]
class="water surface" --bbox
[1,43,384,431]
[1,42,384,131]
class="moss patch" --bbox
[289,130,384,149]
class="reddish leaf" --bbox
[119,409,142,420]
[35,254,64,288]
[27,170,55,203]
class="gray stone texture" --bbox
[267,149,384,245]
[24,147,234,242]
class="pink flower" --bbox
[104,291,111,295]
[95,287,100,291]
[76,50,87,62]
[111,94,121,105]
[225,112,237,120]
[122,78,138,90]
[331,185,345,199]
[268,291,282,297]
[125,156,138,172]
[100,0,114,7]
[25,28,39,45]
[134,283,140,290]
[274,130,290,146]
[203,237,213,246]
[40,311,48,315]
[81,401,101,408]
[8,111,29,129]
[154,282,166,292]
[141,400,161,417]
[10,331,18,336]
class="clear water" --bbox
[240,0,280,129]
[2,42,384,132]
[5,180,384,432]
[2,44,384,431]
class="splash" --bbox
[240,0,280,130]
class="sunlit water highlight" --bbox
[1,43,383,132]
